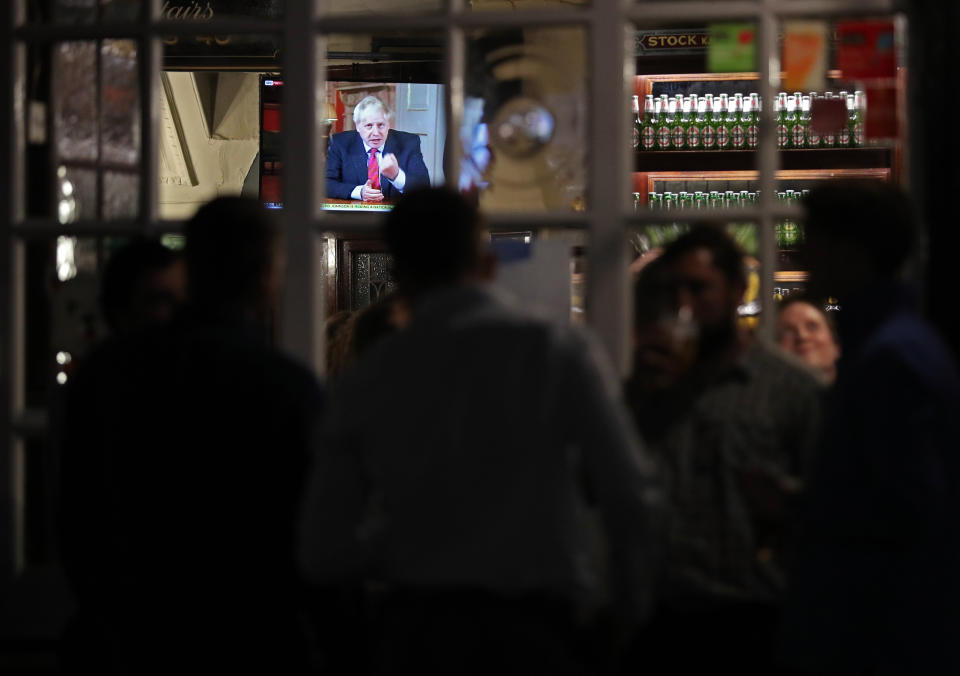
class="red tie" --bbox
[367,148,380,189]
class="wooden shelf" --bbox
[634,147,892,172]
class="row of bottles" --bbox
[632,189,807,249]
[632,91,866,151]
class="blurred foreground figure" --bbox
[59,198,323,675]
[779,182,960,675]
[776,297,841,385]
[625,226,822,675]
[300,187,662,676]
[100,238,186,335]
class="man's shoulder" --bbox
[388,129,421,147]
[330,130,360,147]
[859,313,960,396]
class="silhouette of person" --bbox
[778,181,960,675]
[299,187,662,676]
[625,225,823,676]
[58,197,323,675]
[100,238,186,336]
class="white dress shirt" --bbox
[349,139,407,200]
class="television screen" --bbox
[259,77,447,212]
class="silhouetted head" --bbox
[658,224,746,347]
[101,238,186,334]
[802,181,916,298]
[184,197,282,323]
[777,296,840,384]
[383,187,494,297]
[631,255,698,387]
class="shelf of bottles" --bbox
[631,89,890,171]
[632,187,805,253]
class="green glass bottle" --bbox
[701,97,717,150]
[655,97,670,150]
[776,92,788,149]
[671,97,687,150]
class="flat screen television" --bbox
[259,76,449,212]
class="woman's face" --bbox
[777,301,841,382]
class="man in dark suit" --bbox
[326,95,431,202]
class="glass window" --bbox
[466,26,588,213]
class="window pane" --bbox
[27,0,141,22]
[39,40,142,221]
[158,69,267,220]
[57,166,98,222]
[466,26,587,213]
[628,220,763,330]
[319,31,444,212]
[54,42,98,163]
[631,21,761,214]
[24,236,186,408]
[101,40,140,166]
[24,237,106,409]
[104,171,139,219]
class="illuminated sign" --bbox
[636,30,710,56]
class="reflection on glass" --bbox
[25,238,110,409]
[58,166,97,221]
[101,40,140,166]
[54,42,98,162]
[466,27,587,212]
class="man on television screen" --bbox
[326,95,431,202]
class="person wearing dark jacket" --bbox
[58,197,323,675]
[778,181,960,675]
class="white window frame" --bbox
[0,0,901,598]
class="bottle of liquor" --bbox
[656,97,672,150]
[701,97,717,150]
[787,95,802,148]
[805,94,821,147]
[631,95,641,150]
[845,93,860,147]
[795,95,810,149]
[671,97,687,150]
[745,94,760,150]
[822,92,837,147]
[709,190,720,209]
[782,190,800,248]
[716,98,732,150]
[730,95,746,150]
[776,93,788,149]
[838,95,853,147]
[686,97,701,149]
[852,90,866,146]
[641,95,656,151]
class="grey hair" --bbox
[353,96,391,126]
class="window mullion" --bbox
[757,0,779,342]
[586,5,630,373]
[280,0,321,369]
